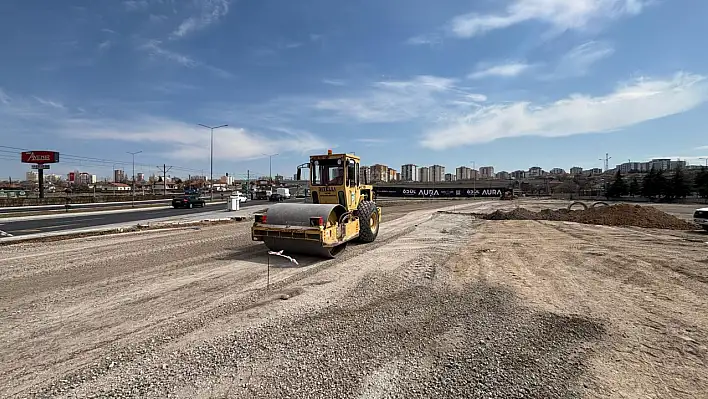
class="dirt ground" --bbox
[0,199,706,398]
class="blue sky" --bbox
[1,0,708,181]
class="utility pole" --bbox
[127,150,142,207]
[247,169,252,200]
[157,164,173,197]
[197,123,228,201]
[263,153,278,182]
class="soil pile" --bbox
[478,204,697,230]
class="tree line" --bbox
[605,167,708,201]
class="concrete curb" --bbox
[0,201,228,222]
[0,214,251,244]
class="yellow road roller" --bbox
[251,150,381,258]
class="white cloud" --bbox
[171,0,230,39]
[468,62,532,79]
[448,0,645,38]
[33,97,65,109]
[545,41,615,79]
[0,88,10,104]
[62,116,326,161]
[406,34,442,46]
[311,75,486,124]
[322,79,346,86]
[123,0,150,11]
[137,39,232,77]
[139,40,197,67]
[98,40,113,51]
[421,72,708,149]
[694,146,708,151]
[355,138,392,147]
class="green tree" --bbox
[642,168,667,200]
[629,176,641,197]
[695,167,708,199]
[669,167,691,200]
[606,170,628,198]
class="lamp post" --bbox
[263,153,279,182]
[197,123,228,201]
[470,161,476,199]
[127,150,142,207]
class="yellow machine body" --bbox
[251,151,381,258]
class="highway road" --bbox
[0,200,270,237]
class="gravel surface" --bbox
[1,199,706,398]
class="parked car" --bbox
[172,195,205,209]
[269,193,284,202]
[694,207,708,231]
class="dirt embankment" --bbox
[476,204,698,230]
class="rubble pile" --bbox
[479,204,697,230]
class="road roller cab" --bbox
[251,150,381,258]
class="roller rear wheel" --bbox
[357,200,379,243]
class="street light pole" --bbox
[127,150,142,207]
[197,123,228,201]
[470,161,476,199]
[263,153,279,182]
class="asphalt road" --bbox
[0,200,270,237]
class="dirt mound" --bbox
[478,204,697,230]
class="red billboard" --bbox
[21,151,60,164]
[68,172,75,182]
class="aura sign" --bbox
[21,151,60,199]
[374,186,504,198]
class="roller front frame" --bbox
[251,203,362,256]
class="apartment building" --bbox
[455,166,473,181]
[549,168,565,175]
[419,166,430,182]
[371,164,389,182]
[569,167,583,175]
[495,171,510,180]
[430,165,445,182]
[359,166,371,183]
[400,164,419,181]
[478,166,494,179]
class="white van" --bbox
[694,208,708,231]
[276,187,291,199]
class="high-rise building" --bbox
[401,164,418,181]
[495,171,510,180]
[569,167,583,175]
[479,166,494,178]
[444,173,456,182]
[114,169,125,183]
[388,168,397,182]
[528,166,543,177]
[359,166,371,184]
[456,166,472,181]
[25,171,38,182]
[511,170,526,179]
[396,172,401,181]
[430,165,445,182]
[549,168,565,175]
[419,167,430,182]
[371,164,389,182]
